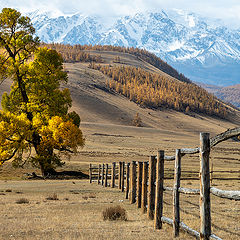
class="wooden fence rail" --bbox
[89,128,240,240]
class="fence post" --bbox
[147,156,156,220]
[200,133,211,240]
[137,162,143,208]
[111,162,116,188]
[130,161,137,204]
[173,149,181,236]
[101,164,105,186]
[105,164,108,187]
[98,164,101,184]
[125,163,130,199]
[154,151,164,229]
[121,162,125,192]
[141,161,148,213]
[89,164,92,183]
[119,162,122,189]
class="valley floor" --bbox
[0,122,239,240]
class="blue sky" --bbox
[1,0,240,27]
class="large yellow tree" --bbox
[0,8,84,176]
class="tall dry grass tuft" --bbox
[102,205,127,221]
[46,193,59,200]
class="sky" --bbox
[1,0,240,27]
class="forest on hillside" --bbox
[45,43,229,118]
[44,43,191,83]
[89,63,228,118]
[43,43,104,63]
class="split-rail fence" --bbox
[89,128,240,240]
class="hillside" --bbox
[1,48,239,133]
[199,83,240,109]
[61,50,240,130]
[215,84,240,108]
[45,44,237,118]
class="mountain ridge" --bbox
[28,9,240,86]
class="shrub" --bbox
[46,193,59,200]
[132,113,142,127]
[5,189,12,192]
[103,205,127,221]
[16,198,29,204]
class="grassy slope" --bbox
[198,82,240,109]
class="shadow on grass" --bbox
[28,171,89,180]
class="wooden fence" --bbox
[89,129,240,240]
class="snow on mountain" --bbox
[27,9,240,86]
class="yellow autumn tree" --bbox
[0,8,84,176]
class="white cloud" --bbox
[1,0,240,27]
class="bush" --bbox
[132,113,142,127]
[46,193,59,200]
[103,205,127,221]
[16,198,29,204]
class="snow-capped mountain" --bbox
[28,9,240,86]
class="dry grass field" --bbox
[0,179,194,240]
[0,50,239,239]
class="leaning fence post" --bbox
[98,164,101,184]
[147,156,156,220]
[121,162,125,192]
[101,164,105,186]
[119,162,123,189]
[111,162,116,188]
[141,161,148,213]
[200,133,211,240]
[154,151,164,229]
[105,164,108,187]
[173,149,181,236]
[130,161,137,204]
[125,163,130,199]
[89,164,92,183]
[137,162,143,208]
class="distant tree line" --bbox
[44,43,190,83]
[43,43,104,63]
[89,64,228,118]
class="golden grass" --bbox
[0,179,190,240]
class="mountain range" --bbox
[28,9,240,87]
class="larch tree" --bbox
[0,8,84,176]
